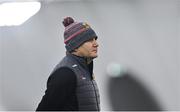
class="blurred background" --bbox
[0,0,179,111]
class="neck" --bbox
[71,52,93,64]
[86,58,93,64]
[71,51,79,57]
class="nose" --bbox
[93,39,99,47]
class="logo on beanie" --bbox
[83,22,90,29]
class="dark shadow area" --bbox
[108,71,162,111]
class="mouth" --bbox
[92,49,97,53]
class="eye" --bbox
[95,36,98,40]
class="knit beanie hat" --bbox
[62,17,98,52]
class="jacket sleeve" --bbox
[36,67,76,111]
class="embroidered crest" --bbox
[83,22,90,29]
[82,77,86,80]
[80,74,86,80]
[72,64,77,68]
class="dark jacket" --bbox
[36,53,100,111]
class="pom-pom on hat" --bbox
[62,17,97,52]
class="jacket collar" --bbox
[67,53,93,75]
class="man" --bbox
[36,17,100,111]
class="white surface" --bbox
[0,2,41,26]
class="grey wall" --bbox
[0,0,179,111]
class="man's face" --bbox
[75,37,99,58]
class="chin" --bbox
[91,55,98,59]
[88,53,98,59]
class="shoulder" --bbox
[48,67,77,85]
[53,56,76,72]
